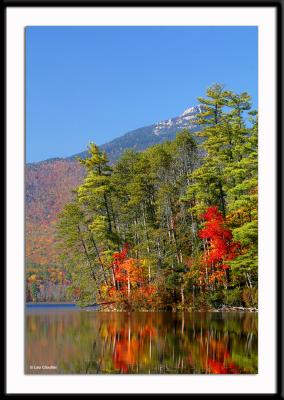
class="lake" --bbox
[25,305,258,374]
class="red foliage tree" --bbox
[101,244,157,310]
[198,207,240,286]
[113,243,145,289]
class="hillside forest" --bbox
[26,85,258,310]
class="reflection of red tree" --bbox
[111,322,157,373]
[208,359,239,374]
[188,333,240,374]
[113,336,139,373]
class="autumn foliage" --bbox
[100,244,158,310]
[34,85,258,309]
[197,207,240,286]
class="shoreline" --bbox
[25,303,258,312]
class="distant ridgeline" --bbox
[72,105,204,164]
[26,85,258,310]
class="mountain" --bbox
[26,105,203,268]
[71,105,203,163]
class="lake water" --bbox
[25,305,258,374]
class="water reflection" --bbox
[25,311,257,374]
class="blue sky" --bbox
[26,26,258,163]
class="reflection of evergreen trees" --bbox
[26,312,257,374]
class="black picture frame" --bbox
[4,0,283,397]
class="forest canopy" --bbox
[46,84,258,311]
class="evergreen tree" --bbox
[56,85,258,310]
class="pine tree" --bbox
[55,85,258,310]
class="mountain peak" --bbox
[152,104,202,137]
[181,104,204,117]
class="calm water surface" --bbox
[25,305,257,374]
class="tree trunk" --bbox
[133,217,139,259]
[217,180,226,217]
[127,274,131,298]
[103,192,112,233]
[181,285,185,308]
[90,236,108,285]
[142,207,151,282]
[77,226,97,283]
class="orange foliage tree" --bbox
[99,244,158,310]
